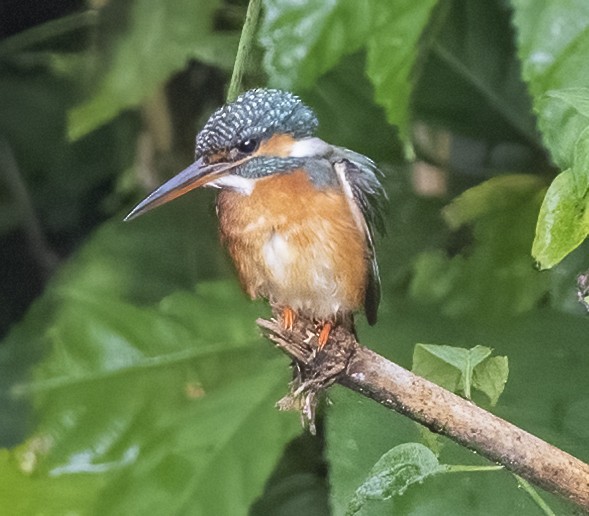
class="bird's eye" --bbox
[237,138,259,154]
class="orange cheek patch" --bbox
[257,133,296,157]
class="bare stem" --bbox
[226,0,262,102]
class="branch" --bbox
[0,138,59,279]
[257,314,589,512]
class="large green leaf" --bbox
[68,0,230,140]
[0,191,299,514]
[3,281,299,515]
[259,0,374,91]
[365,0,438,144]
[512,0,589,169]
[512,0,589,267]
[259,0,437,142]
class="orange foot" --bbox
[317,322,333,350]
[282,306,295,331]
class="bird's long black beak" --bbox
[124,157,230,221]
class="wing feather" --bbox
[331,148,386,324]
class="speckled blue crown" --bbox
[195,89,318,158]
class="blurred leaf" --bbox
[442,175,545,230]
[0,68,138,234]
[365,0,438,144]
[68,0,224,140]
[346,443,442,516]
[96,353,298,515]
[415,0,537,145]
[4,280,297,515]
[411,175,548,318]
[188,32,241,71]
[0,11,98,57]
[0,448,106,515]
[0,178,296,515]
[532,168,589,270]
[412,344,507,404]
[54,197,224,304]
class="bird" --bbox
[125,88,386,347]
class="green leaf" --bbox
[96,357,297,515]
[259,0,437,143]
[0,448,106,515]
[473,356,509,407]
[1,190,296,514]
[411,175,549,318]
[4,282,298,514]
[68,0,225,140]
[532,168,589,269]
[259,0,374,91]
[541,88,589,196]
[513,1,589,267]
[571,122,589,197]
[531,91,589,268]
[413,344,501,401]
[512,0,589,169]
[365,0,438,143]
[346,443,442,515]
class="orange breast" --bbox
[217,170,369,320]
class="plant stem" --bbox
[514,474,557,516]
[226,0,262,102]
[444,464,504,473]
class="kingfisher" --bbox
[126,89,386,347]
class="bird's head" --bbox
[125,89,323,220]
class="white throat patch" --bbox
[209,175,256,195]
